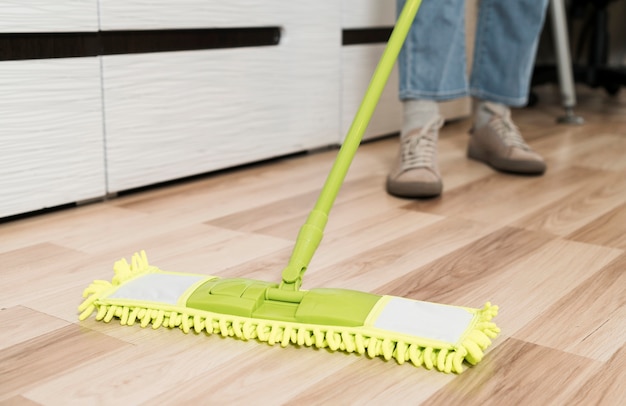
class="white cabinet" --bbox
[4,1,463,217]
[0,59,105,218]
[99,1,341,191]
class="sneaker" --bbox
[386,116,444,198]
[468,105,546,174]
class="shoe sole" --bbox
[386,177,443,198]
[467,143,546,175]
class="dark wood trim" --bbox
[342,27,393,46]
[0,27,281,61]
[0,32,99,60]
[102,27,281,56]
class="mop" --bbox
[79,0,499,373]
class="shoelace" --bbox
[400,116,443,170]
[490,112,530,151]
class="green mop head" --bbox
[79,252,499,373]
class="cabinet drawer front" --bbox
[342,0,396,28]
[101,1,325,30]
[0,59,105,218]
[0,1,98,33]
[341,44,402,141]
[102,2,340,192]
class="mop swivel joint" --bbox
[279,209,328,290]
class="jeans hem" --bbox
[469,88,528,107]
[399,89,469,102]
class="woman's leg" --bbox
[470,0,549,106]
[468,0,549,174]
[388,0,466,198]
[397,0,468,101]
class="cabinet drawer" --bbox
[102,2,340,192]
[0,58,105,218]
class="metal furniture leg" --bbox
[550,0,584,124]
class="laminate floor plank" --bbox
[422,338,602,406]
[376,226,555,305]
[512,171,626,236]
[212,209,445,285]
[0,244,91,308]
[406,239,621,332]
[541,129,625,169]
[140,343,369,406]
[110,139,391,223]
[296,216,502,292]
[22,331,257,405]
[0,307,70,351]
[285,357,454,405]
[566,343,626,405]
[567,203,626,249]
[574,134,626,171]
[0,325,129,401]
[254,179,412,240]
[514,253,626,362]
[0,205,143,255]
[403,166,602,226]
[206,176,382,234]
[0,396,42,406]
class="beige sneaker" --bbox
[468,106,546,175]
[386,116,444,198]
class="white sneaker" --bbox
[386,116,444,198]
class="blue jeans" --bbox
[397,0,549,106]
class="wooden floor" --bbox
[1,85,625,405]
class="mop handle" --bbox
[278,0,423,292]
